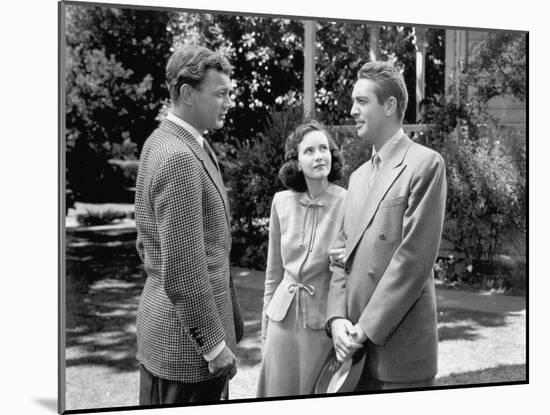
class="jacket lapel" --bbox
[160,119,231,225]
[201,146,231,225]
[346,135,412,257]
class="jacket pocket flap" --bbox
[379,195,407,209]
[266,278,295,322]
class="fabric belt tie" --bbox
[288,282,316,329]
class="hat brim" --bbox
[312,347,366,394]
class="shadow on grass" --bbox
[68,230,512,371]
[436,364,526,386]
[65,229,144,372]
[65,230,266,372]
[437,307,507,342]
[233,285,263,368]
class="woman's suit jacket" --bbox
[134,119,243,383]
[327,134,447,383]
[262,184,346,338]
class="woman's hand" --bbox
[328,247,346,266]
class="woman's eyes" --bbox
[303,146,328,154]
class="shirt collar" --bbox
[372,128,405,166]
[166,111,204,149]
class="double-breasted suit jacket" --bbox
[134,118,244,383]
[327,133,447,383]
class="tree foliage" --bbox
[424,30,526,261]
[169,13,446,141]
[464,32,527,103]
[66,6,446,204]
[224,107,305,268]
[65,4,173,201]
[169,13,305,147]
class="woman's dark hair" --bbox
[278,119,344,192]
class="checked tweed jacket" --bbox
[135,118,244,383]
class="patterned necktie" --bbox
[369,152,381,187]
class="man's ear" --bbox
[384,96,397,117]
[179,84,194,106]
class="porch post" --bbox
[414,27,429,121]
[304,20,316,118]
[369,25,381,61]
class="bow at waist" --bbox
[287,281,316,329]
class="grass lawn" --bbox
[64,230,526,411]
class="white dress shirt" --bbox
[166,111,205,149]
[372,128,405,170]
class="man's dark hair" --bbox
[357,61,408,122]
[166,44,232,103]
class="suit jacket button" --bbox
[368,271,375,278]
[378,232,386,240]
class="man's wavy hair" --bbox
[357,61,408,122]
[278,120,344,192]
[166,44,232,103]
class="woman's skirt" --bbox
[256,300,332,397]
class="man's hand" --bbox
[328,248,346,266]
[331,318,363,362]
[350,323,368,344]
[208,346,237,379]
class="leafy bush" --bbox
[436,256,526,296]
[424,96,526,263]
[75,206,131,226]
[328,126,371,188]
[425,31,526,292]
[470,259,526,296]
[225,107,303,269]
[108,159,140,189]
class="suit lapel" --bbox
[346,135,412,257]
[201,145,231,225]
[161,119,231,225]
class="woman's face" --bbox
[297,130,332,182]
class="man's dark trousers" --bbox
[139,364,228,405]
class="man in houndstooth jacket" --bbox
[134,44,244,405]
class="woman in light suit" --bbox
[257,120,346,397]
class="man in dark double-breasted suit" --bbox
[134,45,243,405]
[327,61,447,391]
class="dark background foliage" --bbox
[64,5,526,281]
[65,5,174,202]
